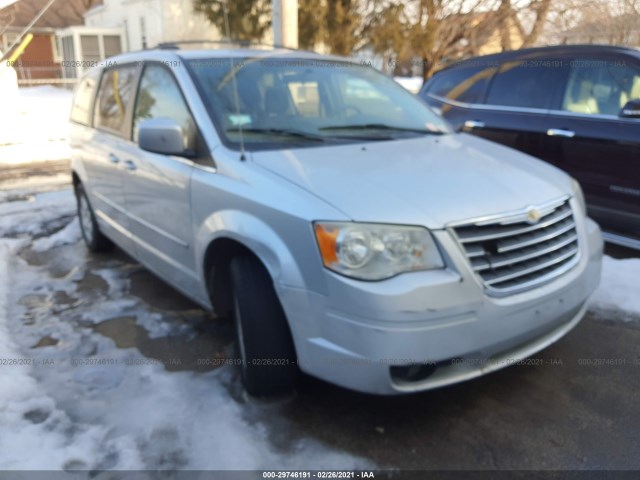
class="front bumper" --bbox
[277,217,603,395]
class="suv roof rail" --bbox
[154,40,303,52]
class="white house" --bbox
[83,0,221,52]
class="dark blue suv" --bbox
[420,45,640,249]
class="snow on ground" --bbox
[590,255,640,317]
[0,86,73,164]
[394,76,424,94]
[0,186,372,471]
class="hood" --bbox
[251,133,573,229]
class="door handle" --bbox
[464,120,485,129]
[123,159,137,171]
[108,153,120,164]
[547,128,575,138]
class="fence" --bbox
[4,62,78,86]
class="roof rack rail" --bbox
[154,40,302,52]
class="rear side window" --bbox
[94,66,138,136]
[424,64,497,104]
[486,59,567,109]
[561,59,640,116]
[70,68,101,125]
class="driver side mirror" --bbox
[138,118,196,157]
[620,100,640,119]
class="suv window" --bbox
[71,68,101,126]
[486,59,567,109]
[188,58,449,150]
[94,66,138,136]
[424,63,497,104]
[133,64,195,142]
[561,59,640,116]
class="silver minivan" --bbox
[70,46,603,396]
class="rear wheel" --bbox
[76,183,113,253]
[229,255,297,396]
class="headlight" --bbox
[571,179,586,216]
[314,222,444,280]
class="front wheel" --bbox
[76,183,113,253]
[229,255,298,396]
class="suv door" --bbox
[87,65,139,251]
[467,56,568,159]
[119,63,204,294]
[542,54,640,238]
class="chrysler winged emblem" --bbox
[526,207,542,224]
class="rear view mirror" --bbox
[138,118,195,157]
[620,100,640,119]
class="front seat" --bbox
[620,75,640,108]
[564,79,599,114]
[264,85,293,118]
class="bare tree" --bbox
[362,1,407,71]
[324,0,362,55]
[552,0,640,45]
[364,0,579,80]
[298,0,325,49]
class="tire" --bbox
[229,255,298,396]
[76,183,113,253]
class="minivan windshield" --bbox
[187,57,450,150]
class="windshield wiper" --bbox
[226,127,326,142]
[319,123,445,135]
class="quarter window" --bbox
[70,68,101,126]
[133,65,194,143]
[94,66,137,135]
[425,64,496,104]
[486,59,567,109]
[561,59,640,116]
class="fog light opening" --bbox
[390,362,439,383]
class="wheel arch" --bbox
[203,237,258,317]
[198,211,307,317]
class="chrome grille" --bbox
[452,198,580,295]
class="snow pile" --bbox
[0,238,143,470]
[591,255,640,317]
[0,86,73,164]
[32,218,81,252]
[0,186,372,471]
[0,189,76,238]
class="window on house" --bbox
[61,36,76,77]
[51,36,62,63]
[103,35,122,58]
[80,35,101,62]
